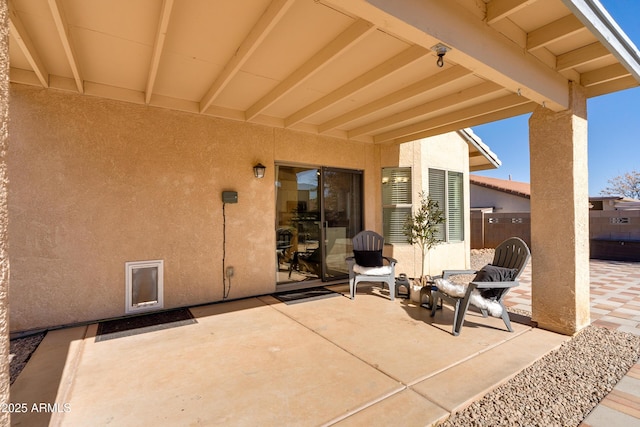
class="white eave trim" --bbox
[458,128,502,170]
[562,0,640,83]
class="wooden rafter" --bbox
[391,102,537,145]
[349,81,503,138]
[486,0,537,25]
[586,75,638,97]
[8,3,48,87]
[145,0,175,104]
[527,15,585,51]
[245,18,376,121]
[374,93,531,143]
[318,65,472,133]
[556,42,612,71]
[581,63,630,87]
[284,45,426,128]
[200,0,295,113]
[47,0,83,93]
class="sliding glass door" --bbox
[276,165,362,285]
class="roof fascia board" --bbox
[457,128,502,170]
[561,0,640,83]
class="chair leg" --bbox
[350,278,356,299]
[500,303,513,332]
[453,294,473,336]
[430,292,440,317]
[387,279,395,301]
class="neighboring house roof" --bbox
[470,175,531,199]
[457,129,502,172]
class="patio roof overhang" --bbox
[8,0,640,168]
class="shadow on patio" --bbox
[10,283,568,426]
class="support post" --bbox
[529,82,590,335]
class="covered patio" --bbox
[11,285,568,426]
[3,0,640,422]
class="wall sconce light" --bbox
[431,43,451,68]
[253,163,266,179]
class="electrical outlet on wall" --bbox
[226,266,234,278]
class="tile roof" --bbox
[469,174,531,199]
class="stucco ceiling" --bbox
[8,0,640,148]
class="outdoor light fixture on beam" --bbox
[253,163,266,178]
[431,43,451,67]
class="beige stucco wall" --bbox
[381,132,471,279]
[470,185,531,212]
[8,84,376,332]
[1,0,10,420]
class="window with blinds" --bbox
[428,168,464,242]
[382,167,412,243]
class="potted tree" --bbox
[402,191,445,306]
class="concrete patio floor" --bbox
[10,283,569,426]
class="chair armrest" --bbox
[345,256,355,261]
[442,269,477,279]
[383,256,397,265]
[470,280,520,289]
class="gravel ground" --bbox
[9,332,45,385]
[8,249,640,427]
[440,325,640,427]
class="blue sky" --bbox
[471,0,640,196]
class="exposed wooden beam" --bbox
[581,63,630,87]
[349,81,504,138]
[318,65,472,133]
[284,45,426,128]
[245,18,376,121]
[335,0,569,110]
[47,0,83,93]
[585,75,637,97]
[145,0,175,104]
[486,0,537,25]
[556,42,612,72]
[374,93,531,143]
[199,0,295,113]
[391,102,537,145]
[8,3,48,87]
[527,14,585,51]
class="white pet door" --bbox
[125,260,164,314]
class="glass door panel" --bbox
[276,166,322,283]
[276,165,362,285]
[321,168,362,280]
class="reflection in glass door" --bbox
[322,168,362,280]
[275,165,362,285]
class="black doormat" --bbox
[95,308,197,342]
[273,287,342,305]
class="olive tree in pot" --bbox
[402,191,445,305]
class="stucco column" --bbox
[0,0,10,421]
[529,82,590,335]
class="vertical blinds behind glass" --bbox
[447,171,464,242]
[428,169,446,241]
